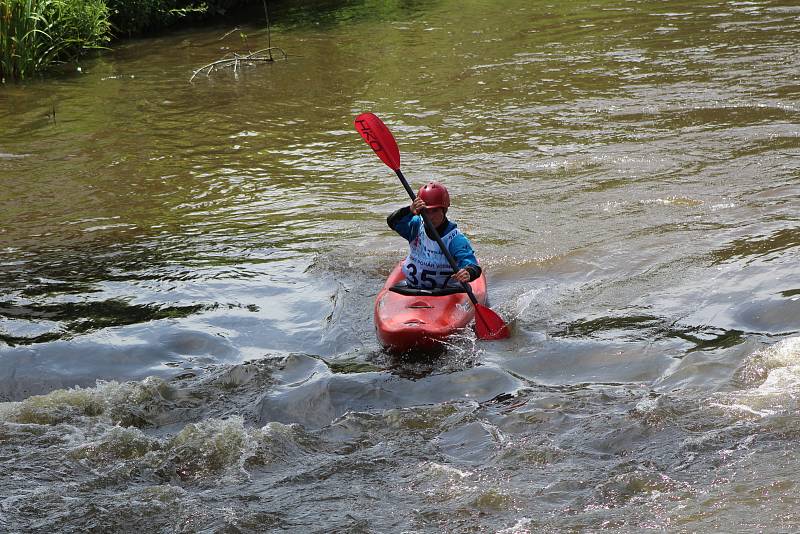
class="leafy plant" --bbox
[0,0,109,81]
[44,0,110,58]
[104,0,176,36]
[1,0,49,80]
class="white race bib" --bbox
[401,219,460,288]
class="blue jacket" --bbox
[387,207,481,281]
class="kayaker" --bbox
[387,181,482,289]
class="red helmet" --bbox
[418,181,450,209]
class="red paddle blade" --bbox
[354,113,401,170]
[474,304,511,340]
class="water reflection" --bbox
[711,226,800,265]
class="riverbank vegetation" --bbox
[0,0,253,82]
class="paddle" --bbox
[354,112,511,340]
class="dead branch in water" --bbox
[190,0,288,83]
[189,47,288,82]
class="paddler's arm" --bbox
[387,206,420,242]
[449,234,482,283]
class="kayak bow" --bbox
[374,261,488,352]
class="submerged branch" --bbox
[189,47,288,82]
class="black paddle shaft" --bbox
[394,169,480,306]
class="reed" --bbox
[45,0,110,56]
[0,0,256,82]
[1,0,45,80]
[0,0,109,82]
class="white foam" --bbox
[715,337,800,417]
[497,517,535,534]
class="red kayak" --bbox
[374,261,488,352]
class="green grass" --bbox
[1,0,257,82]
[1,0,50,80]
[1,0,109,81]
[45,0,110,56]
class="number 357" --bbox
[406,263,452,289]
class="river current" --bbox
[1,0,798,531]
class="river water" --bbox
[1,0,798,531]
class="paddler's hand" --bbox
[452,268,471,283]
[410,197,426,215]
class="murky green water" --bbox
[1,0,799,531]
